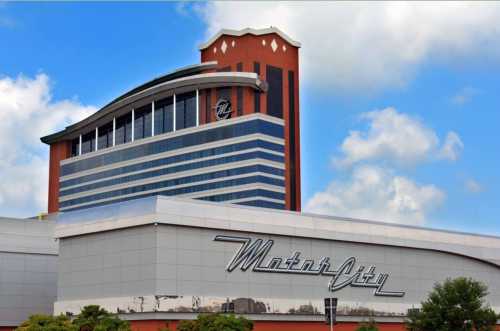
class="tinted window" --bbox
[60,119,284,176]
[266,65,283,118]
[98,122,113,150]
[176,91,197,130]
[71,137,80,157]
[134,104,152,140]
[60,139,284,188]
[115,112,132,145]
[288,70,297,210]
[81,131,95,154]
[155,97,174,135]
[205,90,212,124]
[254,62,261,113]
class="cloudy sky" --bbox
[1,2,499,235]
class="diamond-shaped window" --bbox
[271,39,278,52]
[221,40,228,54]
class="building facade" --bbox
[0,218,57,329]
[41,28,301,213]
[53,196,500,331]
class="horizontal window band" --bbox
[60,147,283,192]
[194,188,285,203]
[60,183,285,212]
[61,189,285,212]
[223,196,285,205]
[59,175,285,209]
[176,183,284,200]
[235,200,285,210]
[59,161,285,200]
[60,119,284,177]
[61,134,284,182]
[60,140,284,189]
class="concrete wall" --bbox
[0,218,57,327]
[55,222,500,317]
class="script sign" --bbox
[215,235,405,297]
[214,98,232,120]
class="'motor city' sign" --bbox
[215,235,405,297]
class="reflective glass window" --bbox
[81,131,95,154]
[176,91,197,130]
[154,97,173,135]
[70,137,80,157]
[134,104,152,140]
[98,122,113,150]
[115,112,132,145]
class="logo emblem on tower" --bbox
[215,98,232,121]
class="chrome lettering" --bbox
[214,235,405,297]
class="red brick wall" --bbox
[48,140,70,213]
[201,32,301,211]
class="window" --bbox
[98,122,113,150]
[115,112,132,145]
[266,65,283,118]
[154,97,174,135]
[70,137,80,157]
[288,70,297,210]
[81,131,95,154]
[254,62,261,113]
[134,104,152,140]
[205,90,212,124]
[175,91,197,130]
[60,119,284,176]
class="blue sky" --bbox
[0,2,499,235]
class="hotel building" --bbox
[41,28,301,214]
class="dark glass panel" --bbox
[134,111,144,140]
[60,119,284,176]
[60,154,285,196]
[154,105,164,135]
[98,122,113,150]
[254,62,261,113]
[164,103,174,133]
[185,93,197,128]
[60,176,284,209]
[237,87,243,116]
[176,91,196,130]
[155,97,173,135]
[205,89,212,124]
[71,137,80,157]
[134,104,152,140]
[60,139,284,188]
[288,70,296,210]
[81,131,95,154]
[175,98,185,130]
[115,112,132,145]
[266,65,283,118]
[63,189,284,212]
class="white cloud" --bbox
[438,131,463,161]
[305,165,445,225]
[465,179,483,194]
[333,107,462,167]
[451,87,481,105]
[0,74,96,217]
[197,2,500,92]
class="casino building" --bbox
[0,27,496,331]
[41,27,301,214]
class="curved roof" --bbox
[41,63,268,144]
[199,27,301,50]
